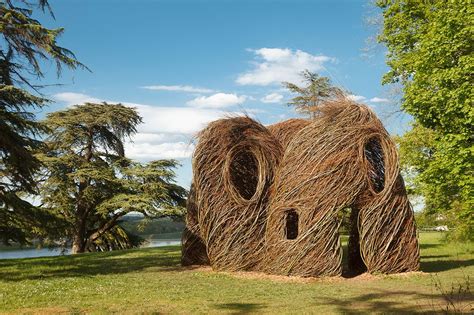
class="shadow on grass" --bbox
[313,288,473,314]
[419,243,443,250]
[418,239,473,273]
[214,303,266,314]
[420,259,474,273]
[421,255,450,259]
[340,238,472,278]
[0,245,184,281]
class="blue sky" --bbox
[38,0,411,188]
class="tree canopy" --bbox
[39,103,187,253]
[0,0,85,86]
[0,0,84,244]
[283,70,343,119]
[377,0,473,240]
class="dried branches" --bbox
[191,117,282,271]
[181,184,209,266]
[182,100,420,277]
[265,100,419,276]
[267,118,310,151]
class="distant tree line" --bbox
[119,217,185,237]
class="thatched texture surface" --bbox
[264,100,419,276]
[192,117,283,271]
[267,118,310,150]
[183,100,419,277]
[181,184,209,266]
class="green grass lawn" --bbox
[0,232,472,314]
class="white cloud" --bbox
[346,95,392,104]
[236,48,334,86]
[52,92,246,160]
[243,108,266,114]
[347,94,366,102]
[131,133,185,144]
[261,93,284,103]
[133,103,230,134]
[141,85,214,93]
[186,93,247,108]
[131,132,168,143]
[53,92,233,135]
[369,97,390,103]
[125,141,195,160]
[53,92,102,105]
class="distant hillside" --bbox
[119,217,185,238]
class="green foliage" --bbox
[39,103,187,253]
[0,0,86,85]
[0,85,46,193]
[0,190,63,245]
[413,209,447,231]
[119,217,185,237]
[284,70,343,118]
[377,0,473,240]
[0,0,83,245]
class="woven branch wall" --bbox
[267,118,310,151]
[182,100,420,277]
[191,117,283,271]
[181,184,209,266]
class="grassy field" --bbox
[0,232,472,314]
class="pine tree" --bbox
[39,103,186,253]
[283,70,343,119]
[0,0,84,244]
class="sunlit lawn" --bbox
[0,232,472,314]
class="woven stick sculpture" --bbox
[192,116,283,271]
[183,99,419,277]
[264,100,419,276]
[267,118,310,151]
[181,184,209,266]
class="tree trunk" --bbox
[72,234,85,254]
[71,217,87,254]
[85,213,122,250]
[71,129,94,255]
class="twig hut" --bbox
[181,184,209,266]
[267,118,310,151]
[183,100,420,277]
[192,116,283,271]
[264,100,419,276]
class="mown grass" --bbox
[0,232,472,314]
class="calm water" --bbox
[0,239,181,260]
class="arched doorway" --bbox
[340,206,367,277]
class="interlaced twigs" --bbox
[182,100,420,277]
[267,118,310,151]
[181,184,209,266]
[190,116,282,271]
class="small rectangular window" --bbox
[286,210,298,240]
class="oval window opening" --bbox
[364,137,385,193]
[285,209,299,240]
[229,149,259,200]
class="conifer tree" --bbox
[40,103,186,253]
[284,70,343,119]
[0,0,84,244]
